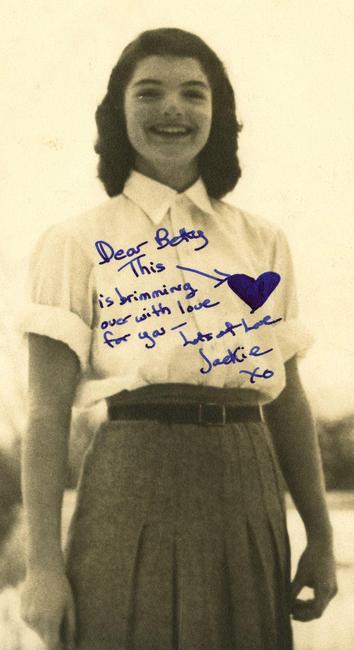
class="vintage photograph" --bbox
[1,2,353,649]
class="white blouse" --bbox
[22,171,312,407]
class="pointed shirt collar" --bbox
[123,170,215,225]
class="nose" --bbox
[161,94,182,117]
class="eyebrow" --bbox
[132,78,210,89]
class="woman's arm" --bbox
[263,356,337,621]
[21,333,79,650]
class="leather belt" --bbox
[107,402,263,426]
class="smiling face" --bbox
[124,55,213,182]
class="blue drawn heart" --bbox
[227,272,281,313]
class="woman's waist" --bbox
[106,383,264,426]
[106,383,262,407]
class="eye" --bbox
[135,88,162,100]
[183,89,208,101]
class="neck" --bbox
[134,157,199,192]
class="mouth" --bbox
[148,124,193,138]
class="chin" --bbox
[151,146,202,163]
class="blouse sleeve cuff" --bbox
[274,318,314,362]
[20,303,92,371]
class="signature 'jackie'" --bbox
[198,343,273,375]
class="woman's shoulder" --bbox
[211,195,283,243]
[57,193,129,236]
[34,194,130,258]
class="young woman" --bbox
[20,28,337,650]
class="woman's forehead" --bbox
[128,55,210,88]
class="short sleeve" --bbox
[272,228,314,361]
[21,224,94,370]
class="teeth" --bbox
[152,126,189,134]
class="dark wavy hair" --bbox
[95,28,242,199]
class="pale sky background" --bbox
[1,0,353,445]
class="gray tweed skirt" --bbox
[65,391,293,650]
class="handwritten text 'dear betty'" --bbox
[94,225,208,268]
[227,272,281,313]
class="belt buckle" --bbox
[198,403,226,426]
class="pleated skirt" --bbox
[65,415,293,649]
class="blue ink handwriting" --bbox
[138,327,166,349]
[111,281,198,307]
[135,303,171,322]
[176,297,220,315]
[198,345,273,376]
[100,314,132,330]
[103,331,131,348]
[176,264,230,288]
[117,254,165,278]
[155,226,208,251]
[95,239,148,265]
[170,322,188,331]
[241,314,282,332]
[175,314,282,348]
[95,225,208,271]
[239,367,274,383]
